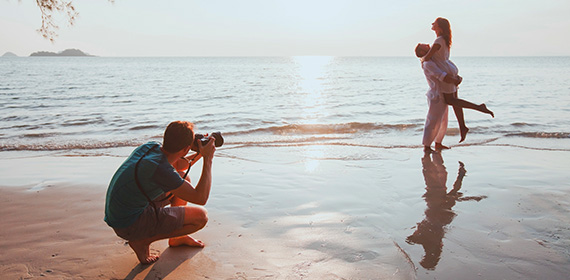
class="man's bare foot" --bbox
[459,126,469,143]
[128,239,159,264]
[480,103,494,118]
[424,145,434,154]
[168,235,205,248]
[435,142,450,151]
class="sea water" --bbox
[1,56,569,155]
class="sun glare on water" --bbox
[292,56,334,173]
[293,56,333,124]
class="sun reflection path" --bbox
[303,145,326,173]
[293,56,334,173]
[293,56,333,125]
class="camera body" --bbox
[191,131,224,152]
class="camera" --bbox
[191,131,224,152]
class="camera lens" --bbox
[191,132,224,152]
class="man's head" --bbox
[415,43,430,58]
[163,121,195,154]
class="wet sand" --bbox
[0,145,569,279]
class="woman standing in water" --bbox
[424,17,494,143]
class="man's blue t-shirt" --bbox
[104,142,184,228]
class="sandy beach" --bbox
[1,144,569,279]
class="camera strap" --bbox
[182,155,194,180]
[181,150,202,180]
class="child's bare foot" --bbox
[480,103,494,118]
[128,239,159,264]
[435,142,450,151]
[168,235,205,248]
[459,126,469,143]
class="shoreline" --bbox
[1,145,569,279]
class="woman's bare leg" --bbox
[443,92,494,143]
[444,93,469,142]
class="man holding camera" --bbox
[104,121,216,264]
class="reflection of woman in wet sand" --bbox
[406,152,486,269]
[424,17,494,143]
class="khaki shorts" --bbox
[113,194,185,241]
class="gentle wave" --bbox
[510,122,539,127]
[61,118,105,127]
[4,141,569,153]
[0,140,143,151]
[2,118,569,152]
[22,132,63,138]
[129,125,163,131]
[3,129,570,152]
[505,132,570,138]
[225,122,421,136]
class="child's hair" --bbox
[163,121,195,153]
[435,17,452,48]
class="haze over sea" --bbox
[1,56,569,155]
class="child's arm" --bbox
[423,43,441,61]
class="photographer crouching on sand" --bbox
[104,121,221,264]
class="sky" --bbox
[1,0,570,57]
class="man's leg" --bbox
[423,97,447,151]
[128,205,208,264]
[168,197,207,247]
[167,171,208,247]
[435,106,449,151]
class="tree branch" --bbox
[32,0,114,42]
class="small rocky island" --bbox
[29,49,94,57]
[2,52,18,57]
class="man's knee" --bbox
[185,206,208,228]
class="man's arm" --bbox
[423,61,462,86]
[443,74,462,86]
[171,138,215,205]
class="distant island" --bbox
[29,49,95,57]
[2,52,18,57]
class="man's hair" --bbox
[415,44,427,58]
[163,121,194,153]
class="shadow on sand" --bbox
[122,246,202,280]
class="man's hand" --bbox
[197,135,216,161]
[455,75,463,86]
